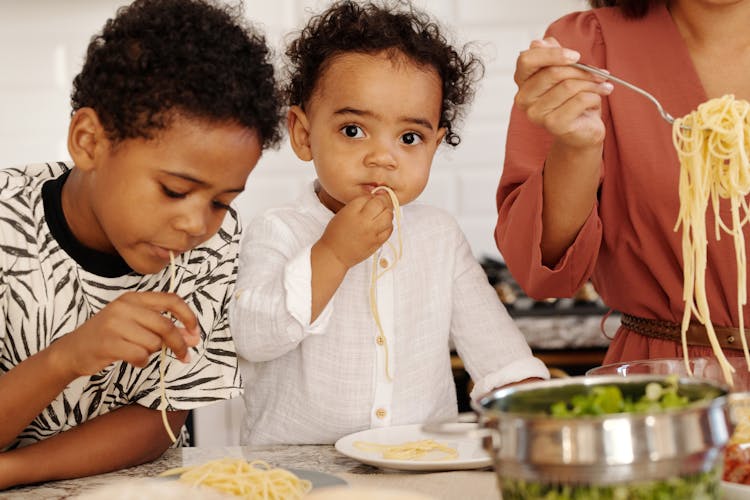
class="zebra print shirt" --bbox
[0,162,242,449]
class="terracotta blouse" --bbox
[495,6,749,364]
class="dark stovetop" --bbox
[480,257,611,318]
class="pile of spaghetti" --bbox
[353,439,458,461]
[673,95,750,385]
[159,458,312,499]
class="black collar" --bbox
[42,170,133,278]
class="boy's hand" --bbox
[319,192,394,269]
[51,291,201,378]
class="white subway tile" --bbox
[458,170,502,216]
[456,215,503,261]
[417,169,458,213]
[456,0,588,26]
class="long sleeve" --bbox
[448,229,549,399]
[229,211,333,363]
[494,10,607,299]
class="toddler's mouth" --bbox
[363,182,390,192]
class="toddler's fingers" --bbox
[376,225,394,244]
[362,193,393,219]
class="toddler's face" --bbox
[77,115,262,274]
[300,50,445,213]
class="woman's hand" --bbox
[318,192,394,270]
[50,291,201,379]
[514,37,613,149]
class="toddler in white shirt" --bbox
[229,0,549,446]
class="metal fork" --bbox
[572,62,683,127]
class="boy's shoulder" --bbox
[0,162,71,200]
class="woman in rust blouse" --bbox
[496,0,750,364]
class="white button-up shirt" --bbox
[230,182,549,445]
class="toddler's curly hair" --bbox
[285,0,483,146]
[71,0,283,149]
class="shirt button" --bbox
[376,335,385,346]
[379,258,389,269]
[375,408,387,419]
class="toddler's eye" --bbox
[401,132,423,145]
[341,125,364,138]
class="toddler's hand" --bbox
[52,291,201,378]
[319,192,394,269]
[514,37,612,149]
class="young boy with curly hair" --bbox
[0,0,282,488]
[230,0,549,446]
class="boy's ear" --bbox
[287,105,313,161]
[67,107,108,171]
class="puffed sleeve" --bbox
[229,212,333,363]
[495,10,607,299]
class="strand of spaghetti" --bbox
[159,458,312,499]
[369,186,402,382]
[673,95,750,385]
[160,250,178,443]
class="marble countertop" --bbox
[4,445,499,500]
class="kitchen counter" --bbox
[4,445,498,500]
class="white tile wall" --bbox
[0,0,588,446]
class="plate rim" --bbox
[334,423,492,471]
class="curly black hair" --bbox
[285,0,483,147]
[71,0,283,149]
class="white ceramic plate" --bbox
[334,423,492,471]
[721,480,750,500]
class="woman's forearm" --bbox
[0,404,186,490]
[540,140,603,266]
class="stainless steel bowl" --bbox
[473,375,731,489]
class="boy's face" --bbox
[67,113,262,274]
[291,51,446,213]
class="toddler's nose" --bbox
[364,141,397,169]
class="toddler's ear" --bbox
[67,108,107,171]
[287,105,313,162]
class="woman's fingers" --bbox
[542,92,608,145]
[515,44,581,86]
[517,64,608,108]
[524,78,613,128]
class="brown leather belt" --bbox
[621,313,745,351]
